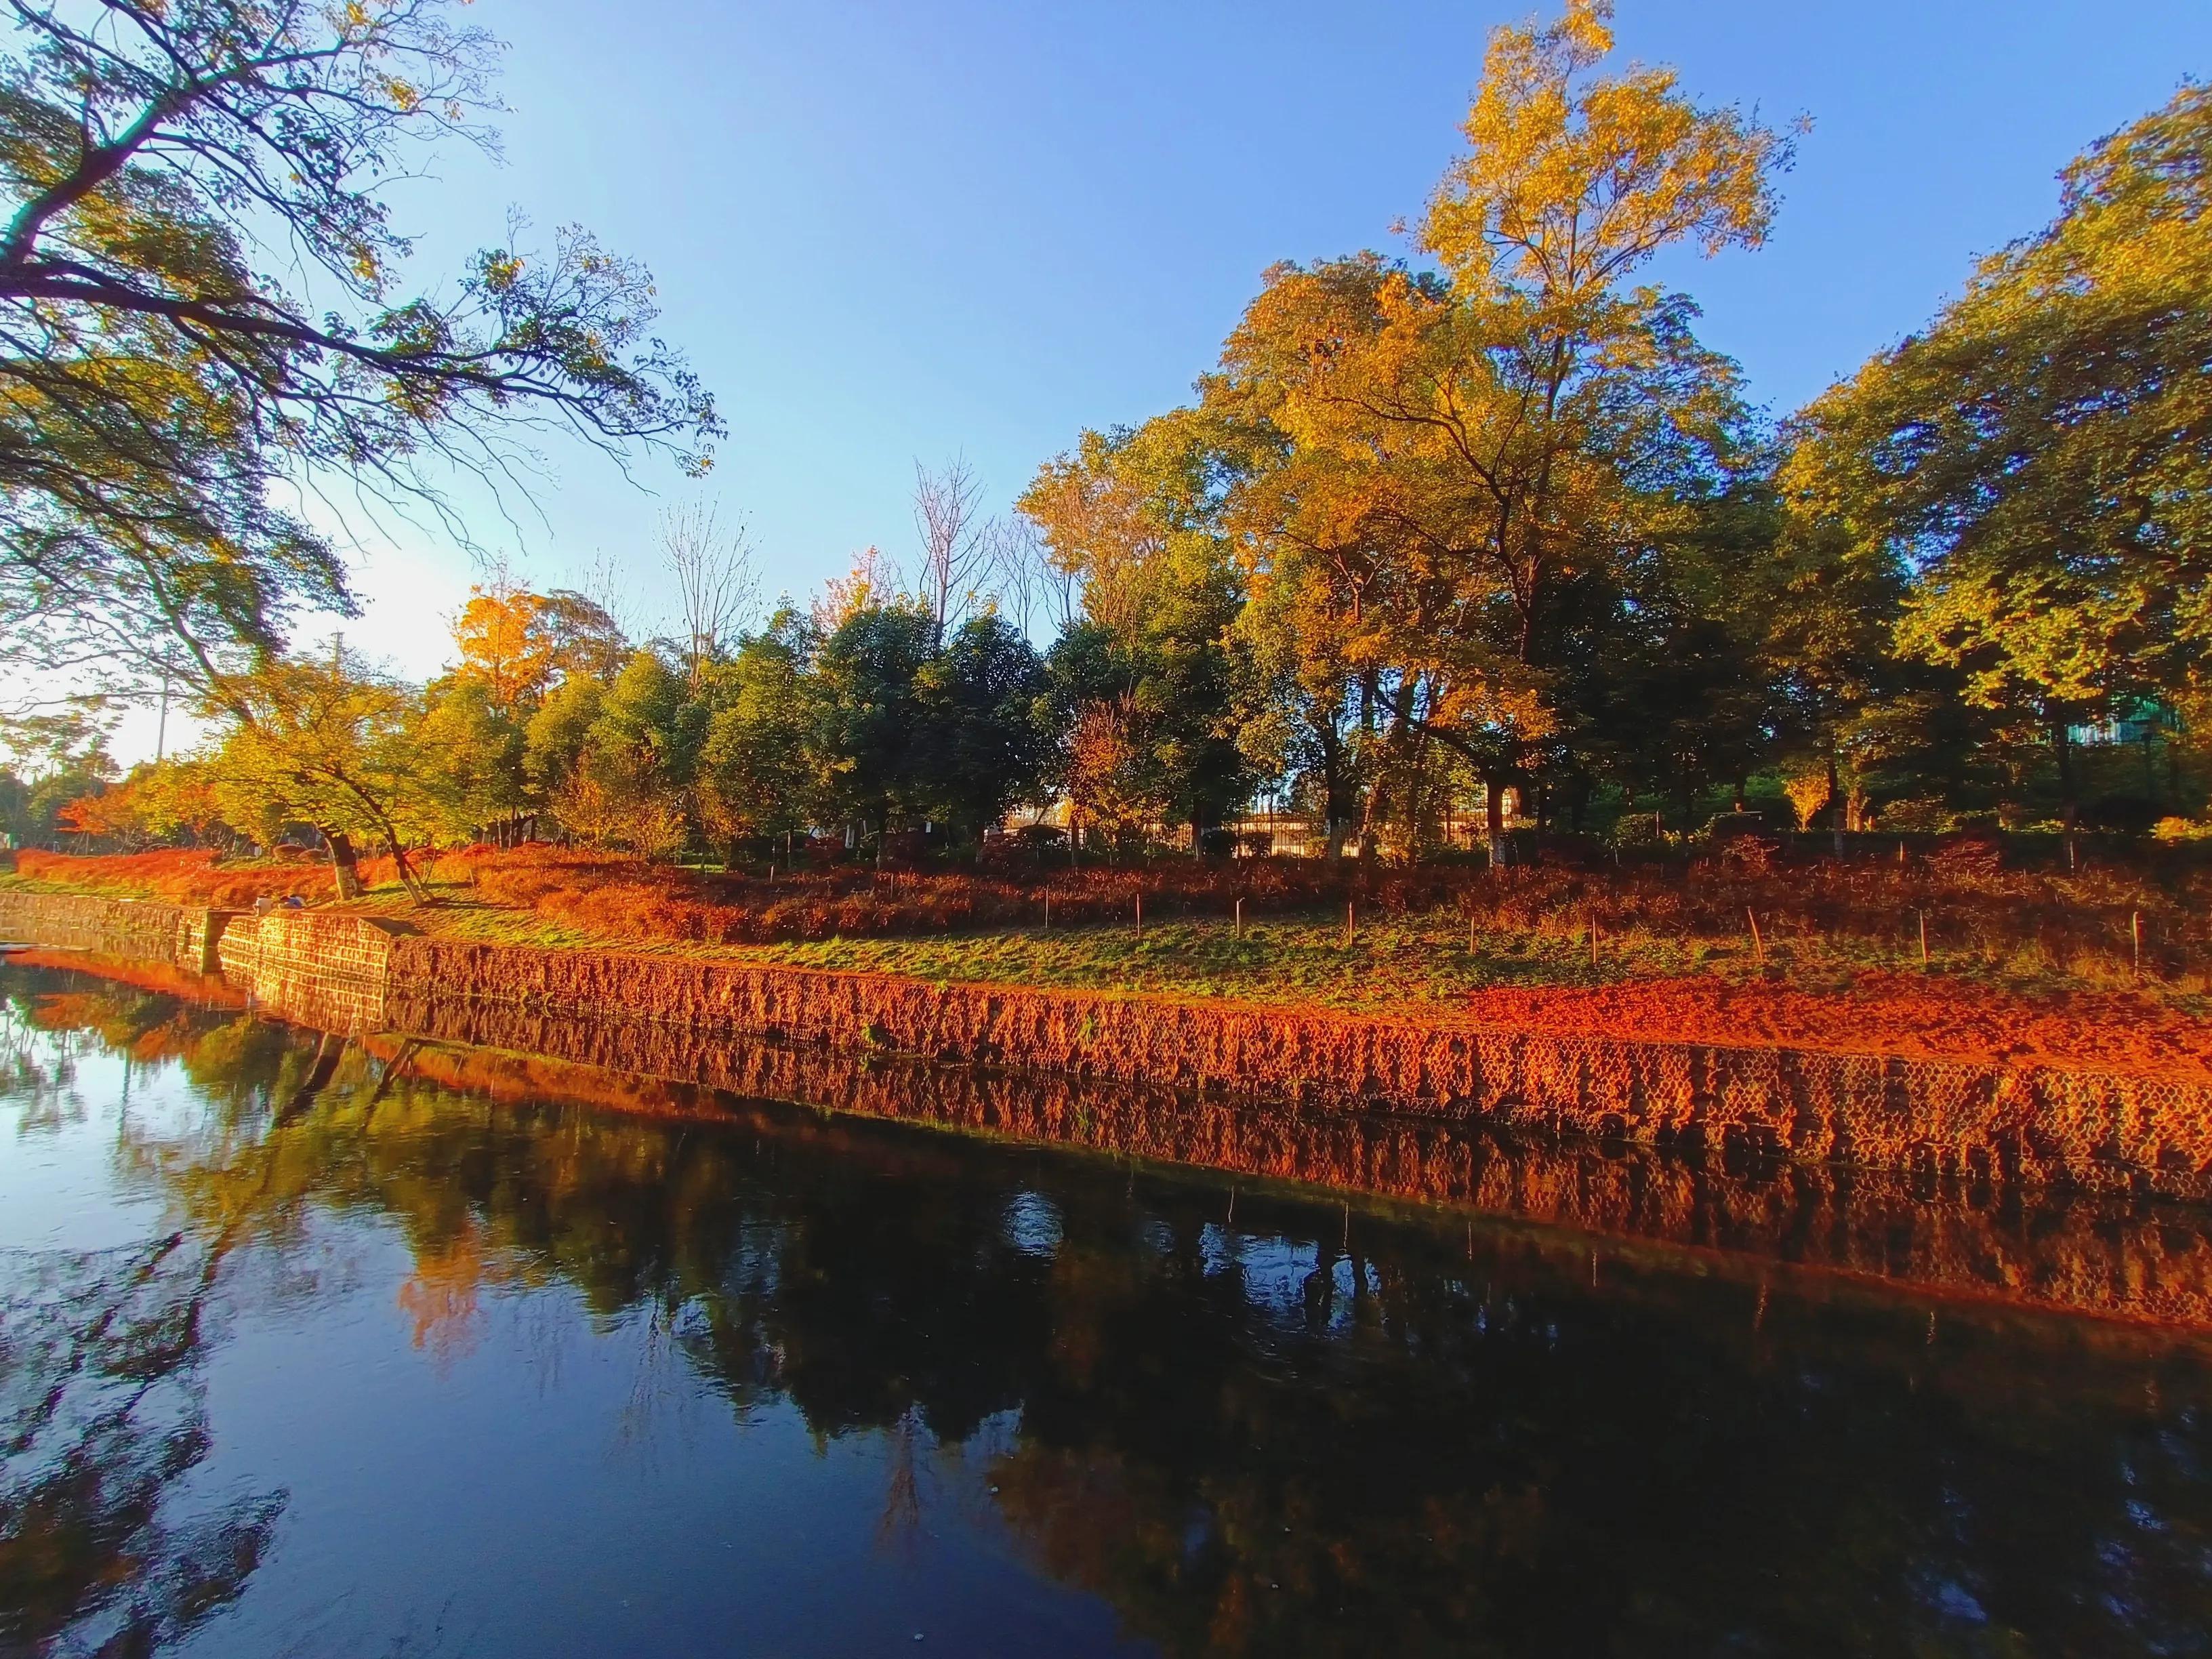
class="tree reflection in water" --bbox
[5,960,2212,1658]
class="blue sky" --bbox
[108,0,2212,754]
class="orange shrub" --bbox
[434,842,2210,970]
[18,840,2211,975]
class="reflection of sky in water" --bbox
[0,1042,183,1253]
[0,1006,1145,1659]
[187,1225,1122,1659]
[1002,1190,1063,1258]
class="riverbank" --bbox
[12,842,2210,1012]
[5,885,2212,1201]
[12,959,2211,1659]
[8,852,2212,1082]
[18,950,2212,1333]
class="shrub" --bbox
[1877,798,1954,834]
[13,848,394,907]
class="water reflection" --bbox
[5,960,2212,1656]
[387,982,2212,1328]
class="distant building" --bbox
[2068,697,2178,749]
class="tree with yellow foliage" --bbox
[205,647,436,901]
[1203,0,1793,857]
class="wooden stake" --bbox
[1344,899,1355,947]
[2133,910,2143,980]
[1042,891,1050,931]
[1590,914,1599,968]
[1746,906,1765,969]
[1467,911,1477,955]
[1134,893,1143,941]
[1234,897,1244,940]
[1918,909,1929,970]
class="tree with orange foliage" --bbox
[450,579,627,716]
[451,583,560,715]
[1062,698,1160,859]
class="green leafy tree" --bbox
[697,611,825,855]
[411,678,530,845]
[566,649,699,855]
[204,646,434,899]
[918,612,1050,848]
[0,0,717,701]
[523,672,605,811]
[811,599,940,849]
[1786,84,2212,827]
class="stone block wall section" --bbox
[386,935,2212,1201]
[0,889,233,973]
[216,909,409,1034]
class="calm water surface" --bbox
[4,960,2212,1658]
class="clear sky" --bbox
[106,0,2212,756]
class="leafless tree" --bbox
[579,547,647,647]
[912,457,991,648]
[659,501,760,685]
[990,514,1080,642]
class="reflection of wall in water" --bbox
[378,994,2212,1330]
[377,935,2212,1201]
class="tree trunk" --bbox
[380,834,432,903]
[2052,719,2080,867]
[1319,723,1349,861]
[1826,752,1844,855]
[1484,776,1507,868]
[325,829,364,901]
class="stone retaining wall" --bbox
[382,935,2212,1199]
[217,909,407,1033]
[0,888,232,972]
[9,891,2212,1199]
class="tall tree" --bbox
[911,455,991,650]
[697,610,823,855]
[659,501,758,689]
[567,649,698,856]
[811,599,939,848]
[1785,83,2212,829]
[411,677,530,845]
[1022,414,1255,849]
[0,0,718,702]
[918,612,1050,848]
[1204,0,1791,857]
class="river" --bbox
[3,958,2211,1657]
